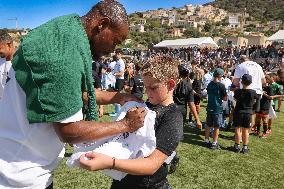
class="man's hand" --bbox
[80,152,113,171]
[123,107,147,132]
[116,93,143,106]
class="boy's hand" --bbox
[80,152,113,171]
[123,107,147,132]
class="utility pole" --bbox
[8,17,18,30]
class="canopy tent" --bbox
[267,30,284,42]
[154,37,218,48]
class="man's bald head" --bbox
[82,0,129,60]
[87,0,128,28]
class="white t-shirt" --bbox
[105,61,116,87]
[0,67,83,189]
[221,77,232,92]
[203,73,213,89]
[114,59,125,80]
[234,61,265,94]
[66,101,157,181]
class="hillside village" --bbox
[127,3,284,48]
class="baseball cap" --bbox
[241,74,252,86]
[213,68,224,77]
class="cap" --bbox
[213,68,224,77]
[241,74,252,85]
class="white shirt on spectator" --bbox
[0,58,11,99]
[114,59,125,80]
[234,61,265,94]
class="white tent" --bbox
[267,30,284,42]
[154,37,218,48]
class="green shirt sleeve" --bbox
[12,14,97,123]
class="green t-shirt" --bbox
[12,14,98,123]
[271,82,282,104]
[206,81,227,114]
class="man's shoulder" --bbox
[29,14,79,34]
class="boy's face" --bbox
[143,75,169,105]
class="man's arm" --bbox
[53,120,128,144]
[53,107,146,144]
[188,102,201,128]
[95,89,142,105]
[187,88,202,128]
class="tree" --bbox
[245,24,257,32]
[183,27,202,38]
[221,17,229,26]
[144,19,161,31]
[204,21,214,32]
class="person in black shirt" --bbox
[130,63,144,99]
[173,66,201,128]
[233,74,258,153]
[192,76,202,114]
[255,75,274,138]
[79,55,183,189]
[92,58,107,89]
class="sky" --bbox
[0,0,212,29]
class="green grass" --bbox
[53,103,284,189]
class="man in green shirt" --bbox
[0,1,146,189]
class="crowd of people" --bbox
[94,49,284,152]
[0,0,284,189]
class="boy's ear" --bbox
[168,79,176,90]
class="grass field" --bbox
[53,102,284,189]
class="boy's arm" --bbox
[263,86,274,100]
[80,149,168,175]
[80,107,183,175]
[269,94,284,100]
[262,92,272,100]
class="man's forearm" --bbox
[115,71,124,77]
[95,89,121,105]
[53,120,128,144]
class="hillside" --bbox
[209,0,284,22]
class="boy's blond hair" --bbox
[141,55,179,83]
